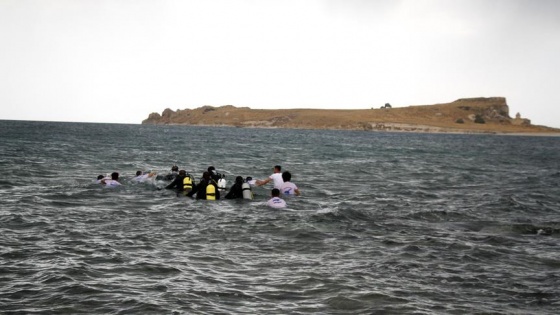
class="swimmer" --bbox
[132,170,157,183]
[95,175,107,184]
[267,188,287,209]
[101,172,122,187]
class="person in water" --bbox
[165,170,194,195]
[245,176,257,187]
[267,188,287,208]
[95,175,106,184]
[225,176,244,199]
[187,171,220,200]
[208,165,228,193]
[163,165,179,181]
[207,166,222,182]
[280,171,300,196]
[132,170,156,183]
[101,172,122,187]
[256,165,284,189]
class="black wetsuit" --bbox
[187,178,220,200]
[165,174,188,192]
[210,171,221,183]
[224,182,243,199]
[156,172,178,181]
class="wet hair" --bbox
[171,165,179,172]
[235,176,243,185]
[208,166,216,172]
[274,165,282,172]
[282,171,291,182]
[111,172,119,180]
[245,176,252,182]
[179,170,187,176]
[136,170,142,176]
[202,171,210,180]
[271,188,281,197]
[97,175,104,180]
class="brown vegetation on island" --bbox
[142,97,559,134]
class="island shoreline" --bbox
[142,97,560,136]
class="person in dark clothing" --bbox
[207,166,222,182]
[225,176,244,199]
[165,170,194,195]
[188,171,220,200]
[159,165,179,181]
[164,165,180,181]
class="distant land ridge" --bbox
[142,97,559,134]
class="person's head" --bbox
[111,172,119,180]
[171,165,179,172]
[271,188,281,197]
[282,171,292,182]
[208,166,216,173]
[202,171,210,180]
[136,170,142,176]
[273,165,282,173]
[179,170,187,176]
[245,176,252,182]
[235,176,243,185]
[97,175,104,180]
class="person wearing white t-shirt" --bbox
[256,165,284,189]
[101,172,122,187]
[280,171,300,196]
[132,170,156,183]
[95,175,109,184]
[267,188,287,209]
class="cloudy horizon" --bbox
[1,0,559,127]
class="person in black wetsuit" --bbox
[207,166,223,182]
[187,171,220,200]
[225,176,244,199]
[158,165,179,181]
[165,170,194,195]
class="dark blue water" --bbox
[1,120,559,314]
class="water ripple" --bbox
[1,121,560,314]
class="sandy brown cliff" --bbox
[142,97,558,134]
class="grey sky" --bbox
[1,0,559,127]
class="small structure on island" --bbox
[512,112,531,126]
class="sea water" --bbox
[0,120,559,314]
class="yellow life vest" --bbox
[206,183,216,200]
[183,176,193,192]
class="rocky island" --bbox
[142,97,559,134]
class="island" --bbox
[142,97,559,134]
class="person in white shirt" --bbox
[101,172,122,187]
[132,170,156,183]
[256,165,284,189]
[267,188,287,209]
[95,175,109,184]
[280,171,300,196]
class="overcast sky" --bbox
[1,0,559,127]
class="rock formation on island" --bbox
[142,97,558,134]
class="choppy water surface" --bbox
[1,120,559,314]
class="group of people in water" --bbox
[96,165,299,208]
